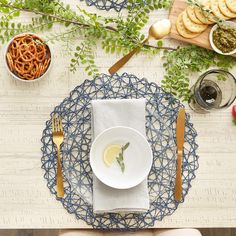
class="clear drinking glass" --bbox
[188,69,236,113]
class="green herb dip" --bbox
[212,23,236,53]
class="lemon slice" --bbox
[103,144,121,167]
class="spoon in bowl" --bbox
[108,19,171,75]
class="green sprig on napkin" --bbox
[116,142,130,173]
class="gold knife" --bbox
[175,108,185,202]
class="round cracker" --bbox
[225,0,236,13]
[199,0,210,5]
[186,6,204,24]
[210,0,230,19]
[203,12,217,22]
[197,0,217,23]
[218,0,236,17]
[182,10,208,32]
[176,13,201,38]
[195,5,215,24]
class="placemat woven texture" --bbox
[41,73,199,230]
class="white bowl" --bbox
[90,126,153,189]
[209,21,236,56]
[4,33,52,83]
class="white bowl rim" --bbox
[89,126,153,189]
[4,32,52,83]
[209,21,236,56]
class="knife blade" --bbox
[175,108,185,201]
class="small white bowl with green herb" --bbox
[209,21,236,55]
[90,126,153,189]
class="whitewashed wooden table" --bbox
[0,0,236,229]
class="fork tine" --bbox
[55,116,59,132]
[52,114,55,132]
[59,116,63,132]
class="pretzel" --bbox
[6,53,14,71]
[6,34,51,80]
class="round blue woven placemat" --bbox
[41,73,199,230]
[81,0,127,11]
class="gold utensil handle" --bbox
[108,38,149,75]
[108,47,140,75]
[175,149,182,201]
[56,146,64,198]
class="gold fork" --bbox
[52,115,65,198]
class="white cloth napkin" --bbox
[91,98,149,213]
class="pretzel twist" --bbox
[6,34,51,80]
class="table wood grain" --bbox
[0,0,235,229]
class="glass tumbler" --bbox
[188,69,236,113]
